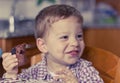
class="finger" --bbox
[5,54,17,62]
[54,69,77,82]
[5,61,18,72]
[2,54,13,67]
[2,54,16,65]
[53,74,65,82]
[3,55,18,68]
[6,63,18,74]
[2,53,11,59]
[4,57,18,68]
[3,54,16,65]
[7,62,18,71]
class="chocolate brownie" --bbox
[11,43,26,66]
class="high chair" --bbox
[82,46,120,83]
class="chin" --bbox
[66,60,78,65]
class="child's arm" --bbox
[2,53,18,79]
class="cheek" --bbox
[47,43,62,54]
[81,41,85,49]
[79,41,85,55]
[55,45,64,52]
[54,43,67,55]
[46,39,68,54]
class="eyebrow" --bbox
[56,32,69,36]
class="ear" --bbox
[36,38,48,53]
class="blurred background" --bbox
[0,0,120,77]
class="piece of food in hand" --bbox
[11,43,26,66]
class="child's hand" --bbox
[2,53,18,78]
[53,68,78,83]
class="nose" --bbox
[70,38,79,47]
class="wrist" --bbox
[3,72,17,79]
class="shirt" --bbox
[17,56,104,83]
[2,56,104,83]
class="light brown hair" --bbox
[34,4,83,39]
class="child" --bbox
[2,4,104,83]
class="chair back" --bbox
[82,46,120,83]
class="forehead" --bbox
[50,16,82,33]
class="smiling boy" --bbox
[2,4,104,83]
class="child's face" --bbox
[44,16,85,65]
